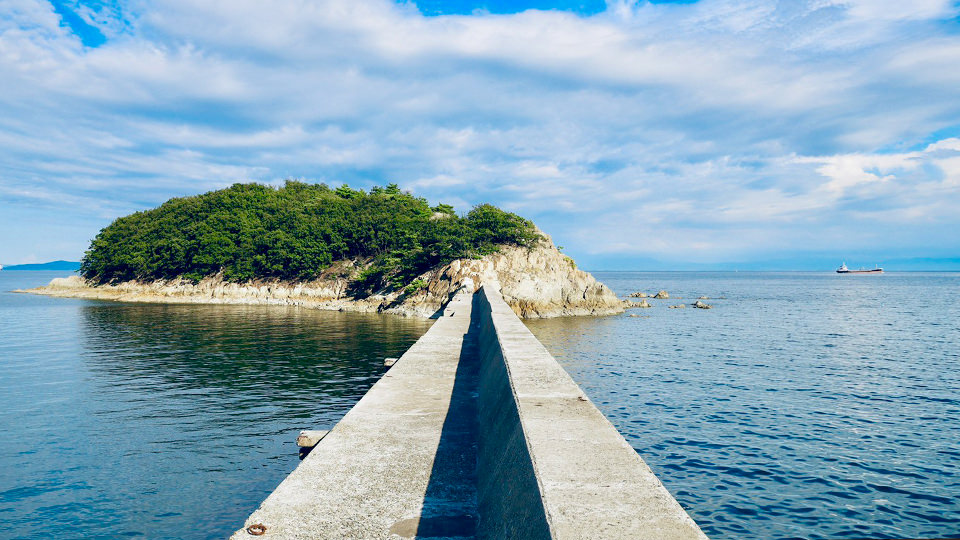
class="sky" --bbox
[1,0,960,270]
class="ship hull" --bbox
[836,269,883,274]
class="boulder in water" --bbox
[654,290,669,299]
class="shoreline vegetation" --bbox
[78,181,539,287]
[24,182,624,318]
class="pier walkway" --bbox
[231,286,707,539]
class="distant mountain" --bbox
[881,257,960,270]
[2,260,81,271]
[586,254,960,271]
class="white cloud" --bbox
[800,137,959,185]
[1,0,960,265]
[839,0,954,21]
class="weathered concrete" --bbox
[475,285,707,539]
[231,291,479,539]
[232,285,707,539]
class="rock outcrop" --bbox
[654,290,670,299]
[23,236,624,319]
[692,300,713,309]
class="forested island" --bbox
[81,181,539,293]
[28,182,624,318]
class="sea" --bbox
[0,271,433,540]
[528,271,960,540]
[1,270,958,539]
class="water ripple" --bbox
[0,272,432,540]
[526,271,960,540]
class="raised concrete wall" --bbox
[231,286,707,539]
[475,289,552,540]
[230,291,479,539]
[474,285,707,540]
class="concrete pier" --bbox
[231,286,707,539]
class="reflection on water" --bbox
[79,303,427,406]
[526,271,960,540]
[0,273,432,540]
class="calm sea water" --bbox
[525,271,960,540]
[3,271,958,540]
[0,271,433,540]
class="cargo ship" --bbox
[836,263,883,274]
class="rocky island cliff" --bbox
[24,182,623,319]
[27,237,622,318]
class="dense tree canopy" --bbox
[80,181,540,290]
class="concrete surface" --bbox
[231,286,707,539]
[476,285,708,540]
[231,291,478,539]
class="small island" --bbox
[25,181,623,318]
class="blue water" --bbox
[4,271,959,539]
[0,271,433,540]
[525,271,960,540]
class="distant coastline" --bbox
[2,260,80,271]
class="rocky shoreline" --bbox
[21,239,625,319]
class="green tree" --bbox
[81,182,540,293]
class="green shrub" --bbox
[404,278,428,294]
[81,181,540,293]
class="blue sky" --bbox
[2,0,960,270]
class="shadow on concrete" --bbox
[414,311,480,539]
[472,292,552,540]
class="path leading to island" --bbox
[232,285,707,539]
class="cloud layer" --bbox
[2,0,959,267]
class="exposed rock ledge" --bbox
[21,239,624,319]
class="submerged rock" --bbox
[626,299,652,308]
[668,304,686,309]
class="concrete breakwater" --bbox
[232,285,707,539]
